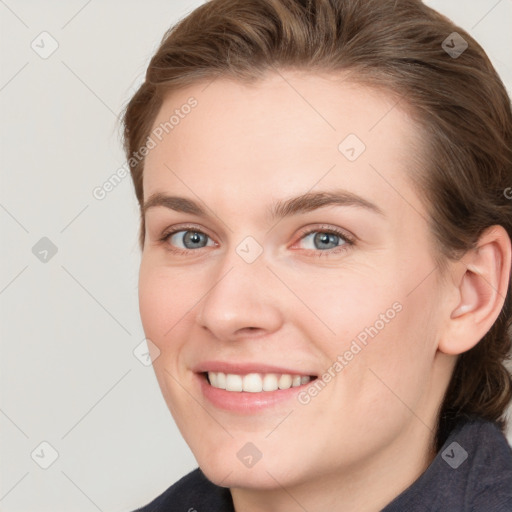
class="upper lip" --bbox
[192,361,317,376]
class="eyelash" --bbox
[158,223,355,257]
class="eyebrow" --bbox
[142,189,384,222]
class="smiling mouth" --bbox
[204,371,317,393]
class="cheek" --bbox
[278,263,393,332]
[137,260,202,414]
[352,284,440,413]
[138,267,167,342]
[138,260,201,347]
[314,259,440,404]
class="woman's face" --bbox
[139,72,453,491]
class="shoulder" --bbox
[383,417,512,512]
[462,418,512,511]
[132,468,234,512]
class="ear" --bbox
[438,225,511,355]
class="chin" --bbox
[194,445,305,490]
[200,461,291,490]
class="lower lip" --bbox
[197,373,315,413]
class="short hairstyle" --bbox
[122,0,512,450]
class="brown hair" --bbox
[122,0,512,449]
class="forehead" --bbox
[143,71,425,220]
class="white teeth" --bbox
[217,372,226,389]
[243,373,263,393]
[225,374,243,392]
[278,374,292,390]
[207,372,312,392]
[262,373,279,391]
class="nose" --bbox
[195,248,284,341]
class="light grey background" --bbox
[1,1,511,511]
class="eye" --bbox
[294,225,354,255]
[161,226,216,253]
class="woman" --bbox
[123,0,512,510]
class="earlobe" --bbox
[439,226,511,356]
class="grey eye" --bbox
[170,230,211,249]
[300,231,345,250]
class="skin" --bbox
[138,71,510,511]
